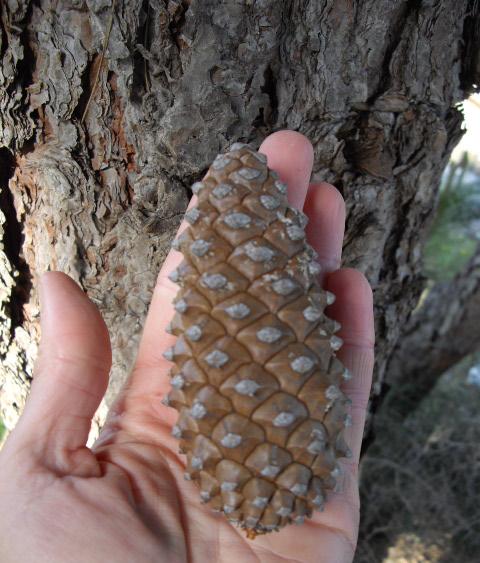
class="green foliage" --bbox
[424,227,477,280]
[0,418,5,443]
[423,152,480,281]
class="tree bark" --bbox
[0,0,479,439]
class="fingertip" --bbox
[328,267,372,295]
[260,130,314,173]
[259,130,314,209]
[39,270,78,303]
[325,268,375,351]
[37,271,112,377]
[307,181,345,207]
[260,129,314,158]
[39,270,91,290]
[327,268,374,306]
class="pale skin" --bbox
[0,131,375,563]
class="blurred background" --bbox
[356,93,480,563]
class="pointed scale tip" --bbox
[330,335,343,351]
[343,367,353,381]
[163,347,175,361]
[161,395,171,407]
[168,269,181,284]
[326,291,336,305]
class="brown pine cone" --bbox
[163,143,352,538]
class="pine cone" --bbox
[164,143,352,537]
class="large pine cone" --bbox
[163,143,352,537]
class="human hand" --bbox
[0,131,374,563]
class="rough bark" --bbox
[0,0,479,439]
[386,243,480,420]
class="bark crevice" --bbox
[367,0,421,104]
[0,148,31,339]
[460,0,480,93]
[131,0,151,103]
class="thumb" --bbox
[9,272,112,474]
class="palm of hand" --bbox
[0,132,374,563]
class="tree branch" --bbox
[386,243,480,419]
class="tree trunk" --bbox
[0,0,479,439]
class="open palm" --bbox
[0,131,374,563]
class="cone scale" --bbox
[164,143,352,537]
